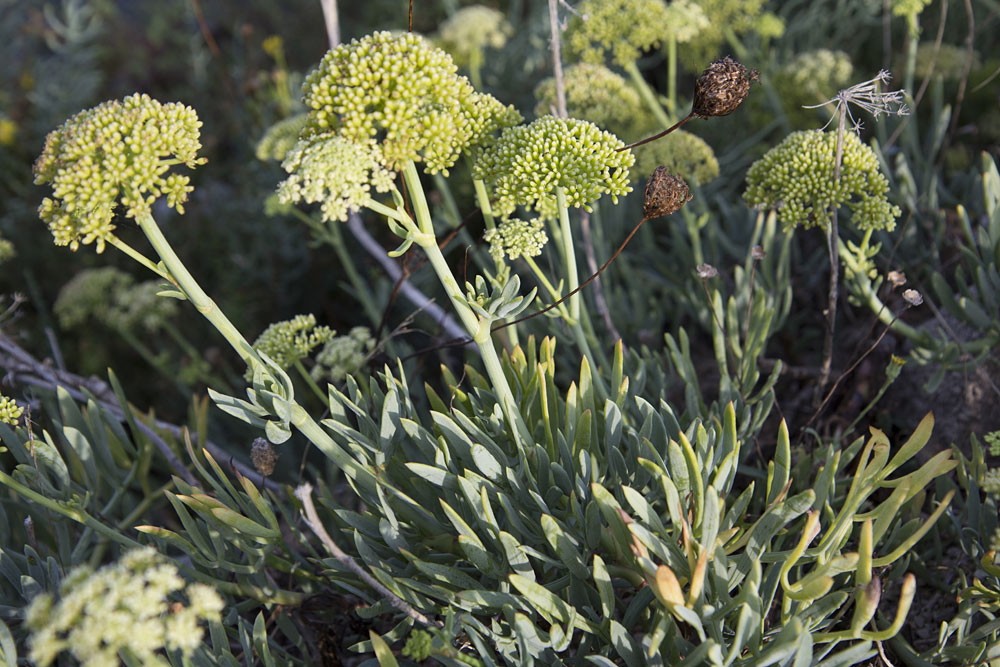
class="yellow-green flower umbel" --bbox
[246,314,335,380]
[33,93,206,252]
[25,547,223,667]
[473,116,634,217]
[0,394,23,425]
[743,130,900,232]
[437,5,512,70]
[300,30,521,175]
[565,0,672,68]
[484,218,549,263]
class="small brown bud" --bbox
[751,245,766,260]
[696,263,718,279]
[644,167,692,219]
[250,437,278,477]
[887,270,906,288]
[692,57,758,119]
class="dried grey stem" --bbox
[547,0,567,119]
[294,482,442,628]
[346,214,469,342]
[0,333,282,492]
[319,0,340,48]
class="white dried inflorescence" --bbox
[565,0,672,68]
[473,116,634,217]
[248,314,335,379]
[311,326,375,384]
[33,94,206,252]
[743,130,901,232]
[437,5,512,68]
[25,547,224,667]
[300,31,521,174]
[484,218,549,262]
[278,134,395,223]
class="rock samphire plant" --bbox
[8,28,958,666]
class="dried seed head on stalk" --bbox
[643,167,692,219]
[692,57,759,119]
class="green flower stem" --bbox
[625,60,672,130]
[294,359,328,403]
[108,236,171,281]
[468,47,484,91]
[524,256,575,323]
[473,177,496,230]
[402,160,530,445]
[136,212,377,481]
[136,211,257,364]
[556,188,581,322]
[365,197,412,224]
[433,173,463,228]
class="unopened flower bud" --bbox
[643,167,692,219]
[696,263,718,279]
[251,437,278,476]
[692,57,758,119]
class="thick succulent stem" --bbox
[402,161,530,445]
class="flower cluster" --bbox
[0,236,15,264]
[25,547,224,666]
[277,134,395,223]
[310,326,375,384]
[473,116,634,216]
[0,394,24,425]
[534,63,646,141]
[300,31,520,174]
[54,267,179,334]
[662,0,710,43]
[33,93,206,252]
[743,130,901,232]
[565,0,672,68]
[774,49,854,124]
[247,314,335,379]
[680,0,784,68]
[484,218,548,262]
[436,5,512,68]
[255,113,308,162]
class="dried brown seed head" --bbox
[692,57,759,119]
[251,437,279,476]
[902,289,923,306]
[644,167,692,219]
[887,270,906,288]
[696,263,718,279]
[751,245,766,260]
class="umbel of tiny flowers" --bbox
[531,64,719,184]
[743,129,901,233]
[564,0,672,69]
[773,49,855,126]
[25,547,224,667]
[247,314,335,402]
[310,326,376,384]
[300,30,521,175]
[33,93,205,253]
[293,31,529,444]
[484,218,548,264]
[0,394,23,425]
[436,5,512,90]
[54,267,180,334]
[255,112,309,162]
